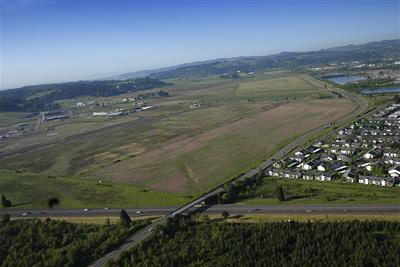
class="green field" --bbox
[0,72,361,206]
[243,177,400,205]
[0,170,189,209]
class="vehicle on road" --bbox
[136,210,142,214]
[21,212,31,216]
[104,207,109,210]
[83,208,90,212]
[148,228,153,232]
[305,209,313,213]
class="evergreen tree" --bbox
[276,186,285,201]
[221,211,230,219]
[120,209,132,226]
[47,197,60,209]
[1,195,12,208]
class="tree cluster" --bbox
[136,90,170,100]
[219,169,265,203]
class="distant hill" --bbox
[0,78,168,112]
[105,58,233,80]
[149,39,400,79]
[108,39,400,80]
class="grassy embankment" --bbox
[243,177,400,205]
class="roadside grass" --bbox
[0,170,190,209]
[209,214,400,223]
[242,177,400,205]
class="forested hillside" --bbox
[107,216,400,267]
[0,77,168,112]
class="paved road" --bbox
[3,204,400,218]
[89,216,167,267]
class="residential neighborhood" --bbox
[265,103,400,187]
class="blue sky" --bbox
[1,0,399,89]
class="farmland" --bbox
[0,72,360,207]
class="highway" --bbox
[3,204,400,218]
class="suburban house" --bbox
[315,173,334,182]
[389,166,400,178]
[302,160,320,171]
[358,176,395,186]
[343,168,357,183]
[363,150,382,160]
[302,173,314,180]
[332,162,348,173]
[320,154,337,161]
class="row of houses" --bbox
[265,103,400,187]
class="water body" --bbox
[362,87,400,94]
[326,75,366,85]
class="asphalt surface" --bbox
[3,204,400,218]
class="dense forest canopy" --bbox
[0,77,169,112]
[107,216,400,267]
[0,218,148,267]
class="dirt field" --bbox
[94,98,356,193]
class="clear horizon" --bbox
[1,0,399,89]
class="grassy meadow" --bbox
[243,177,400,205]
[0,170,190,209]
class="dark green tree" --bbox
[221,211,230,219]
[47,197,60,209]
[1,195,12,208]
[120,209,132,226]
[276,186,285,201]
